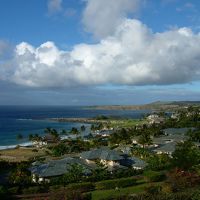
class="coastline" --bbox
[48,117,109,124]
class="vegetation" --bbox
[171,141,200,170]
[70,127,79,135]
[16,133,23,140]
[2,106,200,199]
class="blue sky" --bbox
[0,0,200,105]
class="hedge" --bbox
[95,177,137,190]
[143,170,166,182]
[67,182,95,192]
[22,185,49,194]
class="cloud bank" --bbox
[1,0,200,88]
[2,19,199,87]
[82,0,142,38]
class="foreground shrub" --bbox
[67,182,95,192]
[95,177,137,190]
[49,188,91,200]
[167,168,200,192]
[22,185,49,194]
[144,170,166,182]
[145,185,162,195]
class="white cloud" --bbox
[2,18,200,88]
[82,0,142,39]
[47,0,62,14]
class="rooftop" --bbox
[80,147,123,161]
[30,157,95,178]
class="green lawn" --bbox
[109,119,147,128]
[90,182,162,200]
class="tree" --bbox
[138,131,152,148]
[187,129,200,142]
[147,154,171,171]
[90,124,95,132]
[29,133,42,142]
[61,129,67,134]
[28,134,33,141]
[45,127,59,138]
[70,127,79,135]
[62,164,84,184]
[51,143,69,156]
[109,128,131,145]
[89,162,109,181]
[16,133,23,140]
[172,141,200,170]
[9,163,31,186]
[81,125,86,132]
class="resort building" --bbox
[30,157,94,183]
[80,147,147,170]
[153,142,177,156]
[80,147,123,167]
[147,114,165,124]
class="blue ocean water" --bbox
[0,106,149,148]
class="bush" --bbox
[8,186,19,194]
[144,170,166,182]
[22,186,41,194]
[67,182,95,192]
[82,192,92,200]
[50,188,82,200]
[0,186,10,199]
[167,169,200,192]
[145,185,162,195]
[22,185,49,194]
[95,177,137,190]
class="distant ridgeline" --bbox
[86,101,200,111]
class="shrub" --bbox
[144,170,166,182]
[82,192,92,200]
[22,185,49,194]
[50,188,82,200]
[95,177,137,190]
[22,186,41,194]
[167,168,200,192]
[145,185,162,195]
[67,182,95,192]
[8,186,19,194]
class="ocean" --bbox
[0,105,149,149]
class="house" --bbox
[131,157,147,170]
[147,114,165,124]
[162,128,195,136]
[80,147,123,167]
[171,113,179,120]
[80,147,147,170]
[132,136,140,145]
[153,142,177,156]
[153,134,188,146]
[30,157,94,183]
[43,134,60,144]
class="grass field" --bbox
[91,182,162,200]
[0,147,46,162]
[109,119,147,128]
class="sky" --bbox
[0,0,200,105]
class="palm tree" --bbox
[16,133,23,140]
[70,127,79,135]
[138,131,152,149]
[90,124,95,132]
[81,125,86,132]
[28,134,33,141]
